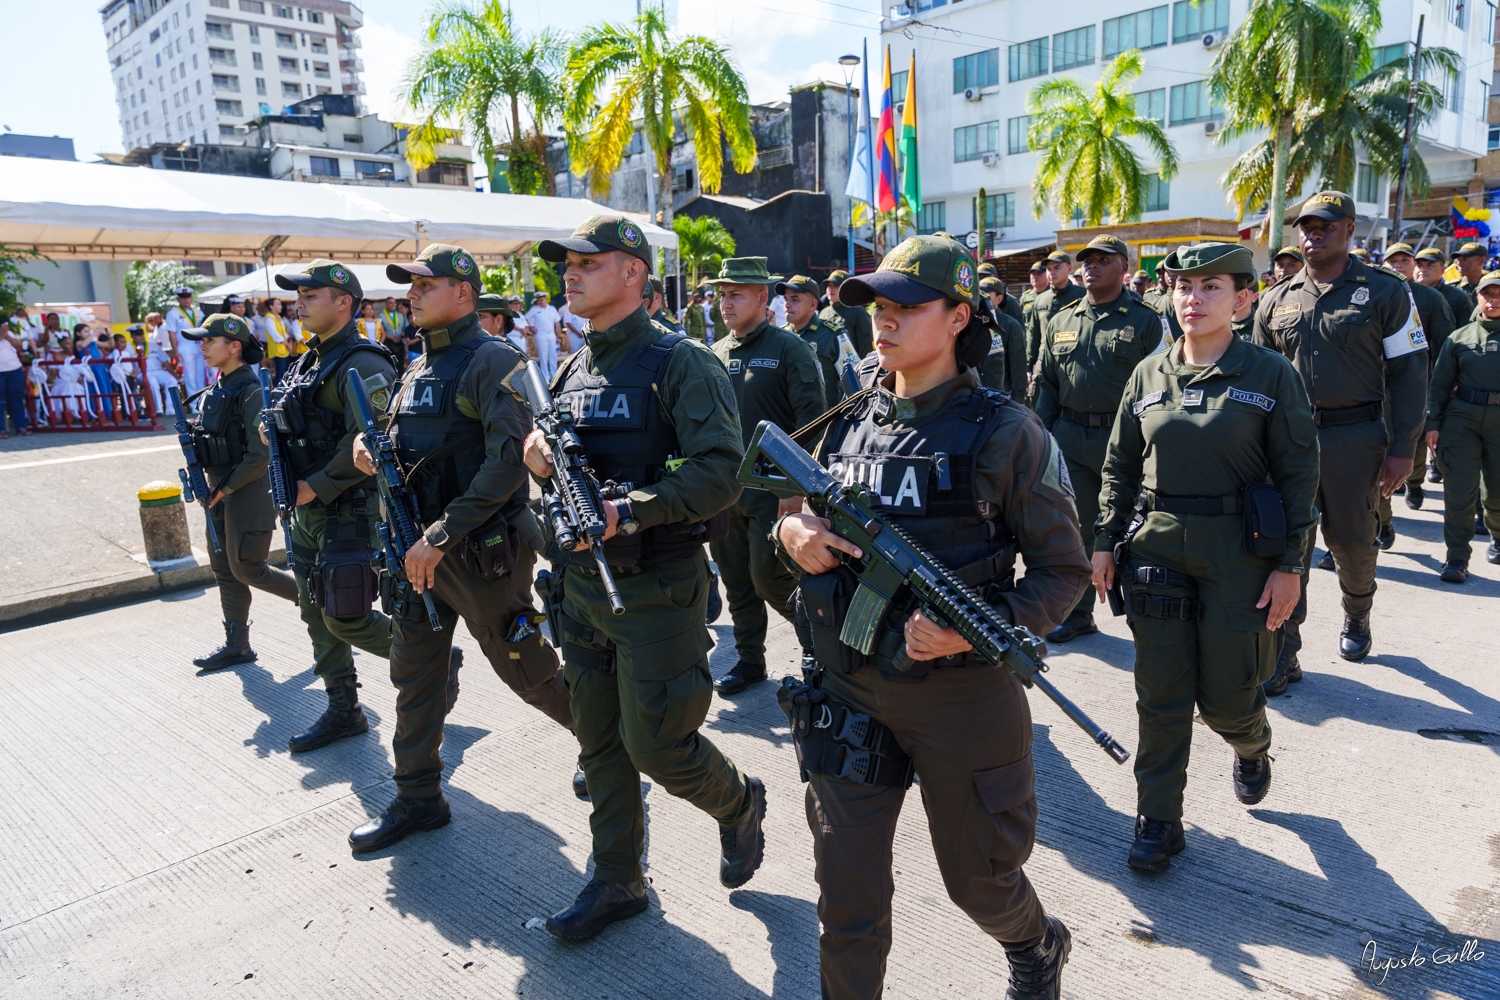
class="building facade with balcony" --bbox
[100,0,366,154]
[882,0,1493,270]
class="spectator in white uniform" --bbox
[558,300,587,354]
[163,287,207,400]
[524,290,562,380]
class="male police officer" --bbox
[1380,243,1455,516]
[980,276,1030,398]
[342,245,576,851]
[1452,241,1488,312]
[1036,235,1166,643]
[1255,192,1428,664]
[821,270,874,356]
[526,215,766,940]
[184,314,299,669]
[645,277,682,332]
[708,259,827,695]
[1272,247,1305,284]
[780,274,846,410]
[268,261,399,752]
[1026,251,1085,376]
[1417,245,1473,487]
[164,286,208,400]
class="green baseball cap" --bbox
[537,213,654,272]
[978,276,1002,294]
[1476,271,1500,293]
[976,262,997,277]
[386,243,482,291]
[1350,248,1371,261]
[476,293,512,315]
[1454,241,1488,258]
[275,258,364,300]
[1415,246,1447,262]
[1162,241,1257,280]
[707,257,783,286]
[180,312,257,343]
[1132,270,1150,280]
[1029,260,1047,273]
[776,274,822,297]
[1273,246,1305,263]
[1295,191,1355,223]
[825,269,850,285]
[1046,250,1072,264]
[1384,242,1416,259]
[839,235,980,308]
[1077,234,1129,262]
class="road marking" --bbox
[0,444,179,472]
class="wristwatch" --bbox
[614,499,640,536]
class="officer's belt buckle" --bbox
[830,708,896,756]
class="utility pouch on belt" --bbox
[1241,482,1286,558]
[311,494,378,618]
[459,509,518,581]
[535,568,566,649]
[776,676,913,788]
[797,567,867,675]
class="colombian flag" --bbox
[876,46,898,213]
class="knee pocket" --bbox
[947,755,1037,883]
[623,662,713,759]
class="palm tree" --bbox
[1027,50,1178,227]
[401,0,565,195]
[673,215,736,288]
[563,6,756,230]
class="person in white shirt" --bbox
[357,300,383,343]
[524,290,563,380]
[143,311,181,415]
[0,319,28,436]
[558,301,587,354]
[769,292,787,328]
[163,287,207,399]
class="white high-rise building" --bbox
[101,0,366,153]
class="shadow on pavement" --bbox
[731,890,821,999]
[1376,556,1500,598]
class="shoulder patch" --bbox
[1040,436,1074,498]
[1377,265,1407,282]
[362,372,391,393]
[1227,386,1276,412]
[717,377,738,416]
[1132,390,1165,415]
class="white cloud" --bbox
[360,19,419,122]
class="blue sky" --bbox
[4,0,879,161]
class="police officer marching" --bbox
[1416,245,1475,488]
[266,261,403,753]
[978,260,1026,326]
[1271,246,1305,284]
[821,270,875,357]
[342,245,577,852]
[708,259,828,695]
[1451,241,1488,313]
[780,274,847,410]
[182,313,300,669]
[776,234,1091,999]
[979,275,1030,398]
[1254,192,1428,668]
[1092,243,1318,869]
[1025,250,1085,378]
[523,215,767,940]
[1034,235,1167,644]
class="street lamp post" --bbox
[840,53,860,275]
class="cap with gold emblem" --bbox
[838,234,981,308]
[275,258,364,300]
[977,262,997,277]
[776,274,823,298]
[386,243,482,291]
[1077,234,1129,261]
[824,269,850,285]
[978,276,1002,294]
[1294,190,1356,223]
[1029,260,1047,273]
[179,312,258,343]
[1046,250,1072,264]
[536,213,654,272]
[1415,246,1447,262]
[1162,241,1258,280]
[1453,241,1488,258]
[1132,270,1150,280]
[1273,246,1305,263]
[1384,242,1416,259]
[1350,248,1371,261]
[1476,271,1500,293]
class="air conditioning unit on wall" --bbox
[1204,120,1219,136]
[981,151,999,166]
[964,87,982,102]
[1202,31,1224,48]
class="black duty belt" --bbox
[1311,400,1382,427]
[1130,593,1203,620]
[1144,493,1242,515]
[1455,385,1500,406]
[1129,564,1196,587]
[1060,406,1116,428]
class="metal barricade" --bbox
[24,356,165,432]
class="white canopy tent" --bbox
[0,156,675,264]
[197,263,411,305]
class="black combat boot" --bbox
[1045,609,1098,644]
[720,777,767,888]
[288,674,369,752]
[193,620,256,670]
[1317,550,1335,571]
[445,647,464,713]
[1004,916,1072,999]
[1262,649,1293,697]
[348,793,451,852]
[1427,463,1443,483]
[706,564,723,624]
[573,759,590,801]
[1488,538,1500,565]
[1338,613,1372,661]
[1233,753,1273,805]
[546,878,650,940]
[1440,561,1469,584]
[1128,816,1185,873]
[1376,522,1395,550]
[1405,483,1425,509]
[1283,651,1302,684]
[714,660,767,695]
[1478,512,1488,535]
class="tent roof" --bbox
[198,263,412,304]
[0,157,675,263]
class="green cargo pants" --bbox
[1051,418,1111,619]
[208,485,298,623]
[708,489,798,668]
[290,496,392,682]
[1126,510,1276,821]
[1436,398,1500,563]
[560,547,753,884]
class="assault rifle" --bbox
[346,368,441,632]
[258,370,295,560]
[516,360,625,615]
[169,385,221,554]
[835,331,863,397]
[738,420,1130,764]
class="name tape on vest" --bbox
[747,357,780,369]
[832,456,930,513]
[1133,390,1164,415]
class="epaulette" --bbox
[1374,265,1407,283]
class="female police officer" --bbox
[1091,243,1319,873]
[776,235,1091,1000]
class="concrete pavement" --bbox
[1,459,1498,997]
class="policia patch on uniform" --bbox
[1133,390,1164,415]
[364,372,392,411]
[1228,387,1275,412]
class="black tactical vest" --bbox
[267,333,392,480]
[194,371,255,473]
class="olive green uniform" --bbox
[1431,280,1473,329]
[821,301,874,357]
[1381,278,1456,529]
[1427,319,1500,562]
[795,314,847,410]
[1019,287,1038,329]
[980,307,1029,398]
[1100,336,1319,820]
[711,319,828,670]
[1454,278,1481,315]
[557,308,753,884]
[682,302,707,341]
[993,288,1025,328]
[204,364,299,620]
[1232,315,1255,341]
[1254,258,1427,654]
[1035,290,1167,619]
[383,313,571,800]
[1025,282,1085,371]
[650,307,682,334]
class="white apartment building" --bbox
[101,0,366,153]
[881,0,1494,268]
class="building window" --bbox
[1104,7,1169,58]
[1143,173,1169,211]
[1168,80,1221,124]
[255,77,266,95]
[215,99,242,115]
[355,159,395,179]
[279,56,299,73]
[310,38,328,54]
[240,0,264,9]
[250,25,261,43]
[418,162,469,186]
[916,202,946,234]
[253,52,264,69]
[1489,124,1499,149]
[219,124,237,137]
[952,49,1000,93]
[1006,115,1035,154]
[205,21,232,40]
[953,121,1001,162]
[274,4,294,17]
[313,62,330,79]
[1173,0,1228,42]
[1355,163,1381,203]
[277,32,297,49]
[1447,69,1460,110]
[1053,26,1096,72]
[974,192,1016,229]
[1449,0,1467,29]
[306,10,324,23]
[309,155,340,177]
[1373,43,1408,70]
[1008,37,1049,82]
[1487,1,1497,43]
[210,0,228,7]
[1134,88,1166,124]
[281,81,302,98]
[1482,78,1492,115]
[212,74,239,92]
[890,69,908,105]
